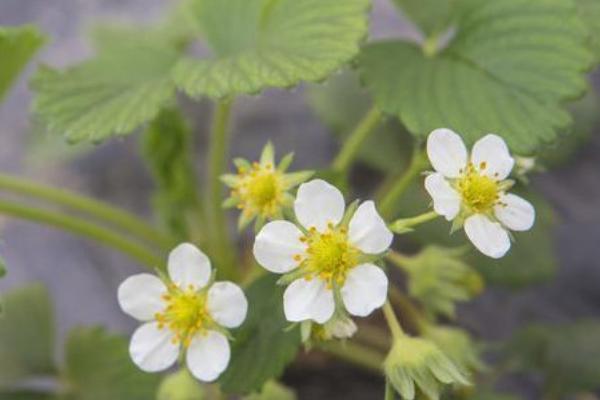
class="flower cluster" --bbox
[425,129,535,258]
[117,132,536,385]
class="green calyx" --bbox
[384,336,470,400]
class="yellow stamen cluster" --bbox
[233,162,284,218]
[456,162,501,213]
[298,224,359,288]
[155,284,212,348]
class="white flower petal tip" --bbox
[294,179,345,231]
[283,278,335,323]
[129,322,179,373]
[471,134,514,180]
[424,173,461,221]
[495,194,535,232]
[348,201,393,254]
[186,331,230,382]
[253,221,306,274]
[342,264,388,317]
[427,128,468,178]
[118,274,167,321]
[207,281,248,328]
[464,214,511,259]
[168,243,211,289]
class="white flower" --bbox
[425,129,536,259]
[253,179,393,324]
[118,243,248,382]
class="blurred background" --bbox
[1,1,600,399]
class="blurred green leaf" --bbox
[575,0,600,61]
[506,320,600,396]
[244,381,297,400]
[0,254,5,278]
[359,0,593,155]
[0,25,45,101]
[0,392,56,400]
[391,0,458,37]
[219,275,302,394]
[0,284,55,386]
[32,31,179,143]
[173,0,370,99]
[540,90,600,167]
[142,108,200,240]
[395,185,558,288]
[63,327,160,400]
[157,370,205,400]
[307,71,411,172]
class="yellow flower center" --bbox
[456,163,500,213]
[299,225,359,288]
[234,163,284,217]
[155,284,212,348]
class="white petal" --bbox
[294,179,345,232]
[207,281,248,328]
[427,128,468,178]
[186,331,230,382]
[348,201,393,254]
[253,221,306,274]
[464,214,511,259]
[129,322,179,373]
[424,173,461,220]
[118,274,167,321]
[471,134,514,180]
[341,264,388,317]
[495,193,535,232]
[283,278,335,323]
[168,243,211,290]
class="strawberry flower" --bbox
[118,243,248,382]
[425,129,535,258]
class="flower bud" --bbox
[384,336,470,400]
[157,370,205,400]
[424,325,485,376]
[395,246,484,318]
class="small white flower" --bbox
[425,129,536,259]
[253,179,393,324]
[118,243,248,382]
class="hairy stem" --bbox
[0,200,162,268]
[389,210,439,233]
[207,100,237,280]
[378,148,427,219]
[332,107,382,172]
[319,341,384,372]
[0,173,173,250]
[382,301,405,340]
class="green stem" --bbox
[378,148,427,219]
[207,100,236,280]
[388,285,426,334]
[382,301,405,340]
[0,173,173,250]
[0,200,162,269]
[332,107,382,172]
[388,210,439,233]
[319,341,384,372]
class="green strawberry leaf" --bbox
[173,0,370,99]
[219,274,302,394]
[359,0,593,155]
[0,284,56,386]
[391,0,458,38]
[31,30,180,143]
[0,25,45,101]
[506,320,600,396]
[575,0,600,61]
[63,327,160,400]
